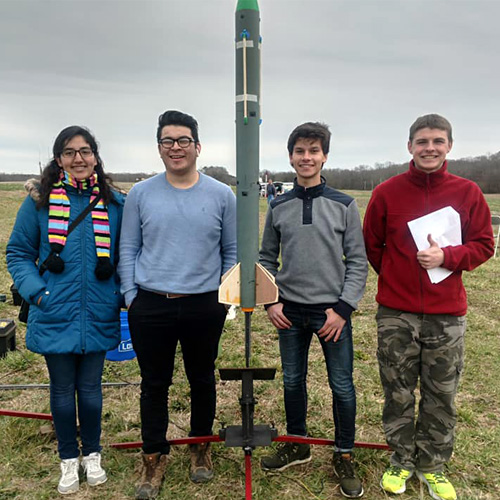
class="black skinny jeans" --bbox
[128,288,227,455]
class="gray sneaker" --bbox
[58,457,80,495]
[333,452,364,498]
[81,452,107,486]
[261,442,311,471]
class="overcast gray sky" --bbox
[1,0,499,175]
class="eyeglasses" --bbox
[61,147,94,159]
[158,136,196,149]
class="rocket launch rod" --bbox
[245,312,251,367]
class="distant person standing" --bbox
[266,178,277,204]
[364,114,494,500]
[118,110,236,500]
[259,122,367,498]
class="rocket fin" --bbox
[219,263,278,306]
[255,263,278,306]
[219,263,241,305]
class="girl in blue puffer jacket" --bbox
[7,126,125,495]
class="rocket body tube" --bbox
[235,0,260,309]
[219,1,276,309]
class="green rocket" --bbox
[217,1,278,456]
[219,0,278,312]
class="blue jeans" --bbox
[279,303,357,451]
[44,352,106,459]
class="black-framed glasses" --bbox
[158,136,196,149]
[61,147,94,159]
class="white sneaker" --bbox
[58,458,80,494]
[81,452,107,486]
[226,305,237,320]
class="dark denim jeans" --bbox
[128,289,227,455]
[279,303,357,451]
[44,352,106,459]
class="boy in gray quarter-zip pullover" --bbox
[259,122,367,499]
[260,178,367,317]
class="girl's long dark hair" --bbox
[37,126,117,209]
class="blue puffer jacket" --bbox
[7,181,125,355]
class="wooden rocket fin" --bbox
[219,263,278,306]
[219,263,241,305]
[255,263,278,306]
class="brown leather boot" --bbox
[135,452,167,499]
[189,442,214,483]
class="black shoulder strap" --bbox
[67,194,101,236]
[39,195,102,275]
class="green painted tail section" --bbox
[236,0,259,12]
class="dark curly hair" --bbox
[37,126,116,209]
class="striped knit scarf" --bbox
[46,170,113,280]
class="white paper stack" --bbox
[407,206,462,284]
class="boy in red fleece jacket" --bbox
[363,114,494,500]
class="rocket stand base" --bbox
[1,409,390,500]
[222,424,277,448]
[219,366,277,500]
[218,367,277,448]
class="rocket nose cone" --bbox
[236,0,259,12]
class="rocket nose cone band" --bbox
[236,0,259,12]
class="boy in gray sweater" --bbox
[259,122,367,498]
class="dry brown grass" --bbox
[0,185,498,499]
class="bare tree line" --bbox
[265,151,500,194]
[2,151,499,192]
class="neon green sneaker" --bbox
[416,471,457,500]
[380,466,413,494]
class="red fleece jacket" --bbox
[363,161,494,316]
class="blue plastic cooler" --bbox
[106,311,136,361]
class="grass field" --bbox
[0,183,499,500]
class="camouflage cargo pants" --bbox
[376,305,465,472]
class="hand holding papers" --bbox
[407,206,462,284]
